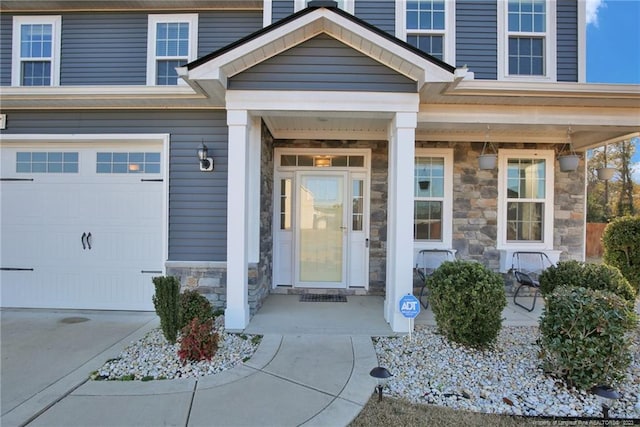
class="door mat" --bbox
[299,294,347,302]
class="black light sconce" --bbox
[198,143,214,172]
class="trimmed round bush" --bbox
[179,290,213,329]
[539,260,585,297]
[540,261,635,302]
[427,260,506,348]
[603,215,640,296]
[539,286,637,390]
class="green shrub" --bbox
[539,260,585,297]
[603,215,640,296]
[539,286,637,390]
[179,290,213,329]
[152,276,180,344]
[178,318,219,362]
[540,261,635,302]
[427,260,506,348]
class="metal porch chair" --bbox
[415,249,455,309]
[511,251,553,312]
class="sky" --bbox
[585,0,640,181]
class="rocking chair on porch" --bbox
[415,249,455,309]
[511,251,553,312]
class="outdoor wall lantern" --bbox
[592,385,621,419]
[557,127,580,172]
[198,143,214,172]
[369,366,392,402]
[478,125,497,170]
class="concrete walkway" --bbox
[1,297,542,427]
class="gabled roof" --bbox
[178,3,457,102]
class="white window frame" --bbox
[497,149,555,250]
[413,148,453,250]
[12,16,62,87]
[294,0,354,14]
[497,0,557,81]
[146,14,198,86]
[395,0,455,65]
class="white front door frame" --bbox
[272,148,371,290]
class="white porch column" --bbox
[385,112,417,333]
[247,116,261,263]
[225,109,251,331]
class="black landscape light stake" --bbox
[369,367,392,402]
[592,385,621,419]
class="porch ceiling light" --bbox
[369,366,392,402]
[198,142,214,172]
[314,156,331,167]
[592,385,621,419]
[557,127,580,172]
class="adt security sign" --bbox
[399,294,420,319]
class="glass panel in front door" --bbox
[298,174,345,283]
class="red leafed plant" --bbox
[178,318,219,362]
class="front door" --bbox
[273,150,370,289]
[296,172,347,287]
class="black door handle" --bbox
[87,232,92,250]
[81,232,87,250]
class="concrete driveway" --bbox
[1,309,157,426]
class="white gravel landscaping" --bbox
[374,325,640,419]
[94,316,260,381]
[94,316,640,419]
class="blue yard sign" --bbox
[399,294,420,319]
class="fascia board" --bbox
[226,90,419,113]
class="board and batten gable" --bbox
[556,0,578,82]
[0,110,229,262]
[228,34,416,92]
[1,10,262,86]
[455,0,498,80]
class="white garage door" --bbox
[1,141,165,310]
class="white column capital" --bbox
[392,112,417,129]
[227,109,250,127]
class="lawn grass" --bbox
[349,396,535,427]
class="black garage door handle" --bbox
[87,232,92,250]
[81,232,87,250]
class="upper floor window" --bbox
[414,148,453,248]
[497,150,555,249]
[147,14,198,86]
[397,1,455,64]
[498,0,556,81]
[295,0,354,13]
[12,16,61,86]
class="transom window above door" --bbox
[279,154,365,168]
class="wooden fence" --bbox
[586,223,608,258]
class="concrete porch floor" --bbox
[243,294,544,336]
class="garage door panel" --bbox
[1,142,164,311]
